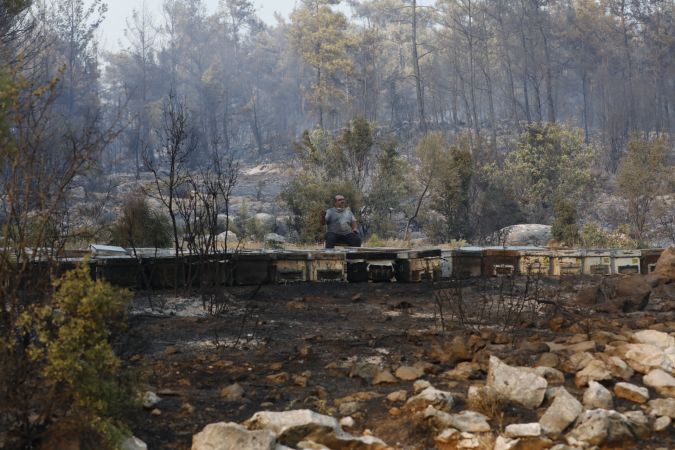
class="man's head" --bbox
[334,194,346,207]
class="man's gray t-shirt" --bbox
[325,207,356,235]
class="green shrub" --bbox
[551,197,579,246]
[110,193,172,249]
[18,262,136,449]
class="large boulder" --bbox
[566,409,634,447]
[496,224,552,246]
[487,356,548,409]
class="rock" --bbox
[395,365,424,381]
[296,441,330,450]
[192,422,276,450]
[487,356,547,409]
[648,398,675,418]
[339,417,355,429]
[575,359,612,388]
[121,436,147,450]
[372,370,397,385]
[220,383,245,401]
[531,366,565,385]
[583,381,614,410]
[654,246,675,282]
[427,335,474,365]
[217,230,238,243]
[405,386,454,411]
[442,362,482,381]
[266,372,289,384]
[618,343,674,374]
[601,355,634,380]
[142,391,161,409]
[504,423,541,438]
[654,416,671,431]
[539,387,583,435]
[566,409,633,447]
[633,329,675,350]
[560,352,595,372]
[643,369,675,397]
[494,436,520,450]
[566,340,597,353]
[350,362,381,381]
[624,410,651,438]
[150,408,161,416]
[614,382,649,403]
[424,406,490,432]
[338,402,363,416]
[294,375,310,387]
[386,390,407,403]
[576,275,651,312]
[536,353,560,368]
[413,379,431,393]
[498,224,552,246]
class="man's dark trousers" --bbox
[325,231,362,248]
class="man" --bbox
[322,194,362,248]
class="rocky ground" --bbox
[116,248,675,450]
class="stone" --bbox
[624,410,651,439]
[413,360,436,374]
[434,428,459,444]
[142,391,161,409]
[602,355,634,380]
[494,436,520,450]
[619,343,674,374]
[296,441,330,450]
[338,402,363,416]
[395,365,424,381]
[350,362,381,381]
[413,379,431,393]
[386,390,407,403]
[339,417,355,429]
[539,387,583,435]
[498,224,551,246]
[643,369,675,397]
[536,353,560,368]
[150,408,161,416]
[192,422,276,450]
[575,359,612,388]
[566,340,597,353]
[244,409,389,449]
[372,370,397,385]
[583,381,614,410]
[614,382,649,403]
[266,372,289,384]
[121,436,147,450]
[654,416,671,432]
[294,375,309,388]
[566,409,633,447]
[633,329,675,350]
[487,356,547,409]
[405,386,454,411]
[220,383,245,401]
[442,362,482,380]
[648,398,675,418]
[427,335,474,365]
[531,366,565,385]
[504,423,541,438]
[424,406,490,432]
[264,233,286,244]
[560,352,595,372]
[654,246,675,282]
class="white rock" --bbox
[487,356,547,409]
[406,386,454,411]
[624,410,651,439]
[604,355,634,380]
[654,416,671,431]
[539,387,583,434]
[644,369,675,397]
[614,382,650,403]
[142,391,161,409]
[648,398,675,418]
[435,427,459,443]
[575,359,612,388]
[192,422,277,450]
[121,436,147,450]
[583,381,614,410]
[633,330,675,350]
[494,436,520,450]
[413,379,431,393]
[424,406,490,433]
[621,343,674,374]
[504,423,541,438]
[566,409,633,447]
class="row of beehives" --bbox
[89,247,663,288]
[442,247,663,279]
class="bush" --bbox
[551,197,579,246]
[110,193,172,249]
[17,263,136,449]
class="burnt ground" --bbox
[116,278,675,450]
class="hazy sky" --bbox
[99,0,299,51]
